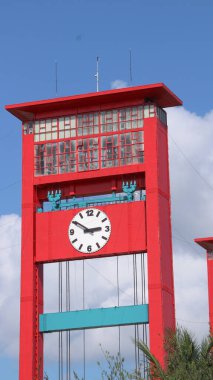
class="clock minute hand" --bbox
[84,227,102,234]
[72,220,94,235]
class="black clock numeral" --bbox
[87,245,92,252]
[105,226,110,232]
[69,229,74,235]
[86,209,94,217]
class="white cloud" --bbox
[0,214,21,357]
[111,80,128,89]
[1,106,213,364]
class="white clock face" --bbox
[68,208,111,254]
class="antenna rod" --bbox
[55,61,58,96]
[95,56,99,92]
[129,49,132,85]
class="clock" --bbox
[68,208,111,254]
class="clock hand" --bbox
[72,220,94,235]
[84,227,102,234]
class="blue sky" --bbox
[1,0,213,379]
[1,0,213,214]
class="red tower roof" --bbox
[195,237,213,252]
[5,83,182,122]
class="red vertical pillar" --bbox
[206,252,213,334]
[19,134,43,380]
[145,117,175,366]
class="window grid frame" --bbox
[34,131,144,176]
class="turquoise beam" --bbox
[39,304,149,333]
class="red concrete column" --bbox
[145,117,175,366]
[206,252,213,334]
[19,134,43,380]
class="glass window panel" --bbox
[120,109,126,120]
[65,141,70,152]
[125,133,131,144]
[94,113,98,125]
[71,141,76,151]
[46,121,51,132]
[34,135,39,142]
[131,107,137,119]
[47,145,52,156]
[144,106,149,118]
[101,136,106,147]
[120,122,125,130]
[46,133,52,140]
[59,142,65,153]
[138,106,143,119]
[35,123,40,133]
[59,131,65,139]
[52,119,57,126]
[40,133,45,141]
[65,116,70,124]
[138,119,143,128]
[126,109,131,120]
[138,131,144,142]
[113,110,118,122]
[59,118,65,130]
[83,127,87,135]
[70,116,75,128]
[65,130,71,138]
[101,112,105,124]
[52,132,57,139]
[70,130,76,137]
[78,128,82,136]
[126,121,131,129]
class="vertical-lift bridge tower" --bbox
[6,83,182,379]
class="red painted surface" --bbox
[5,82,182,121]
[19,134,43,380]
[5,83,181,379]
[36,202,146,263]
[144,117,175,364]
[195,237,213,334]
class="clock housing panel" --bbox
[35,201,146,263]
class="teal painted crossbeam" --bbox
[39,304,149,333]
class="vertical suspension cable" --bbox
[116,256,121,355]
[83,260,86,380]
[141,253,148,378]
[133,255,138,373]
[59,262,63,380]
[135,255,140,371]
[59,263,61,380]
[66,262,71,380]
[68,262,71,380]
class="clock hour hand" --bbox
[72,220,94,235]
[84,227,102,234]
